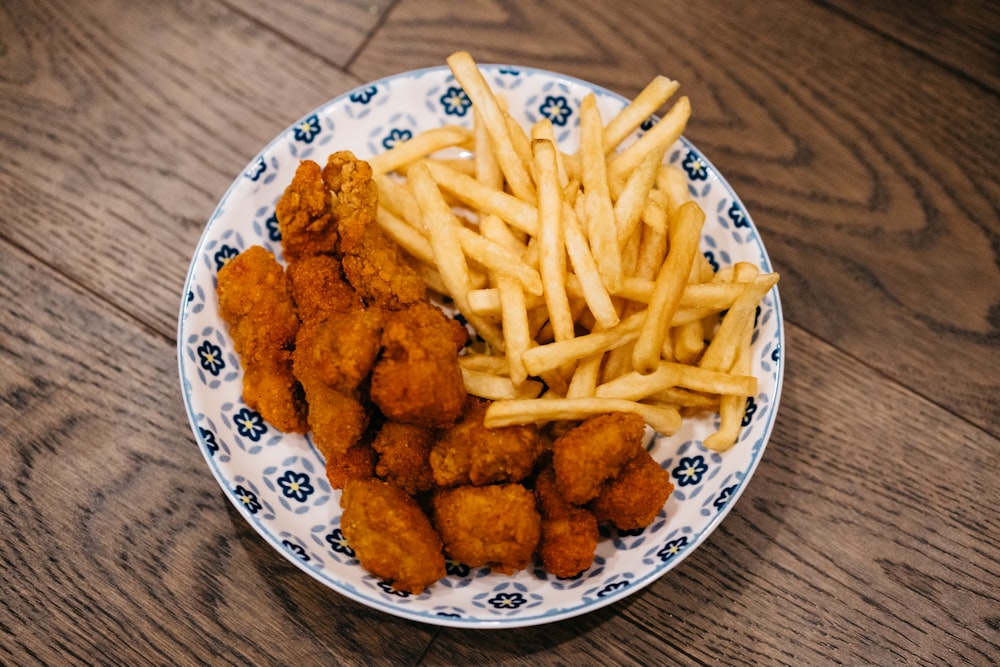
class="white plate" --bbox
[177,64,784,628]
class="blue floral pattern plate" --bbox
[177,65,784,629]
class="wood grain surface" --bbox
[1,0,997,665]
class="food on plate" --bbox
[431,483,541,575]
[429,398,543,487]
[216,245,307,433]
[589,448,675,531]
[534,466,599,579]
[340,478,446,595]
[369,300,468,427]
[274,159,339,263]
[551,411,647,505]
[372,421,437,496]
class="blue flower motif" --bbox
[539,95,572,126]
[640,116,656,132]
[350,85,378,105]
[382,127,412,151]
[656,536,688,562]
[597,580,630,597]
[283,540,310,561]
[681,150,709,181]
[234,485,262,514]
[197,340,225,376]
[672,455,708,487]
[703,251,720,273]
[440,86,472,116]
[200,427,219,456]
[446,559,470,577]
[489,591,527,609]
[714,484,738,511]
[214,245,239,271]
[728,201,749,228]
[742,396,758,427]
[265,212,281,242]
[277,470,314,503]
[293,114,322,143]
[378,581,409,597]
[245,156,266,181]
[325,528,355,557]
[234,407,267,442]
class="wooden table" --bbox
[2,1,997,664]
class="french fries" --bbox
[370,51,779,452]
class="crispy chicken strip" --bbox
[275,160,339,263]
[551,412,647,505]
[535,466,599,578]
[589,449,674,531]
[216,245,307,433]
[322,151,426,309]
[372,421,437,496]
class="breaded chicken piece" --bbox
[275,160,339,263]
[370,301,468,428]
[293,308,383,394]
[552,412,647,505]
[216,245,307,433]
[432,484,541,574]
[430,399,542,487]
[534,467,599,578]
[589,449,674,531]
[322,151,426,309]
[340,479,446,594]
[325,438,377,490]
[286,254,362,322]
[372,421,437,496]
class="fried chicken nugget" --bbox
[286,254,363,322]
[551,412,647,505]
[322,151,426,309]
[589,449,674,531]
[372,421,437,496]
[325,438,377,490]
[534,467,599,579]
[275,160,338,263]
[430,399,542,487]
[432,484,541,574]
[370,301,468,428]
[216,246,307,433]
[340,479,446,594]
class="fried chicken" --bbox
[275,160,339,263]
[370,301,468,428]
[432,484,541,575]
[216,245,307,433]
[286,254,363,322]
[430,398,542,487]
[325,438,377,490]
[340,478,446,594]
[551,412,647,505]
[372,421,437,496]
[589,449,674,531]
[322,151,426,309]
[534,466,599,579]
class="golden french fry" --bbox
[484,397,682,435]
[632,200,706,373]
[595,362,758,401]
[603,75,680,154]
[522,310,646,376]
[421,160,538,235]
[699,273,778,372]
[481,214,533,387]
[578,94,623,292]
[368,125,473,175]
[447,51,536,204]
[615,148,665,244]
[456,226,543,296]
[474,108,504,190]
[533,138,575,343]
[561,202,620,330]
[609,96,691,185]
[462,367,544,401]
[375,206,435,266]
[459,353,510,375]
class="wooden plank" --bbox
[421,324,999,665]
[0,0,363,339]
[349,0,1000,433]
[824,0,1000,91]
[0,243,437,665]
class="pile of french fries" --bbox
[368,51,779,452]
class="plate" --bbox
[177,64,784,628]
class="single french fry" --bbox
[447,51,536,204]
[615,148,665,244]
[484,397,682,435]
[481,214,533,387]
[533,138,575,343]
[462,367,544,400]
[531,118,569,188]
[523,310,646,376]
[474,108,504,190]
[566,352,604,398]
[368,125,473,175]
[421,160,538,235]
[603,75,680,153]
[609,96,691,185]
[456,226,543,296]
[375,206,436,266]
[459,353,510,375]
[632,200,706,373]
[595,362,758,401]
[699,272,778,372]
[578,94,623,292]
[561,202,620,329]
